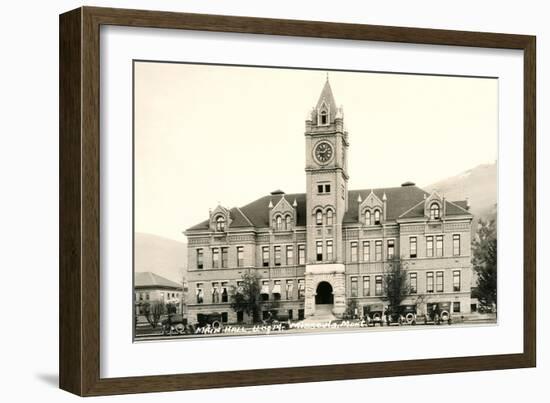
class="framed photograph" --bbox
[59,6,536,396]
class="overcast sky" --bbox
[134,62,497,242]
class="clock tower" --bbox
[303,77,349,318]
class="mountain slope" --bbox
[425,162,497,223]
[134,232,187,283]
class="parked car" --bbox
[424,302,452,325]
[161,314,193,335]
[196,312,224,329]
[399,305,418,325]
[385,305,418,326]
[364,304,385,326]
[267,312,291,330]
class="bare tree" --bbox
[143,300,165,329]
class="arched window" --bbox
[320,110,328,125]
[215,215,225,231]
[430,203,441,220]
[365,210,371,225]
[316,210,323,226]
[285,215,292,230]
[374,209,381,225]
[275,215,282,230]
[326,209,334,226]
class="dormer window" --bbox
[374,209,381,225]
[275,215,282,230]
[430,203,441,220]
[215,216,225,231]
[285,215,292,230]
[365,210,371,225]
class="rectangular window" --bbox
[350,241,358,262]
[325,184,331,193]
[317,184,324,193]
[351,277,358,297]
[409,237,417,258]
[426,272,434,293]
[286,280,294,300]
[426,236,434,257]
[326,240,334,261]
[387,239,395,260]
[298,244,306,264]
[375,240,382,261]
[221,247,228,268]
[436,271,444,292]
[196,283,203,304]
[316,241,323,262]
[453,302,461,313]
[212,282,219,303]
[453,234,461,256]
[221,282,228,302]
[237,311,244,323]
[288,309,293,320]
[212,248,219,268]
[236,246,244,267]
[196,248,204,269]
[410,272,417,294]
[274,246,281,266]
[273,280,281,300]
[375,275,383,296]
[221,312,228,323]
[286,245,294,265]
[262,246,269,267]
[298,279,305,299]
[436,235,444,257]
[363,276,370,296]
[362,241,370,262]
[298,309,305,320]
[453,270,461,291]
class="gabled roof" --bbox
[186,185,473,232]
[135,272,182,289]
[399,198,472,219]
[345,186,430,222]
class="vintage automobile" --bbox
[161,314,193,336]
[363,303,385,326]
[424,302,453,325]
[399,305,418,325]
[268,312,291,330]
[385,305,418,326]
[196,312,224,329]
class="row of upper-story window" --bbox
[195,244,307,269]
[349,269,463,297]
[346,234,462,262]
[211,203,444,234]
[194,279,305,304]
[195,234,462,269]
[135,291,180,302]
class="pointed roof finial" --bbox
[326,71,329,82]
[268,199,274,208]
[293,198,298,207]
[357,194,362,203]
[382,192,387,202]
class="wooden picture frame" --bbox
[59,6,536,396]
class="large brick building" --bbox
[184,79,473,324]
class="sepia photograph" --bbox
[133,61,498,340]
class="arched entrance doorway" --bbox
[315,281,334,305]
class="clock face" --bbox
[314,142,334,164]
